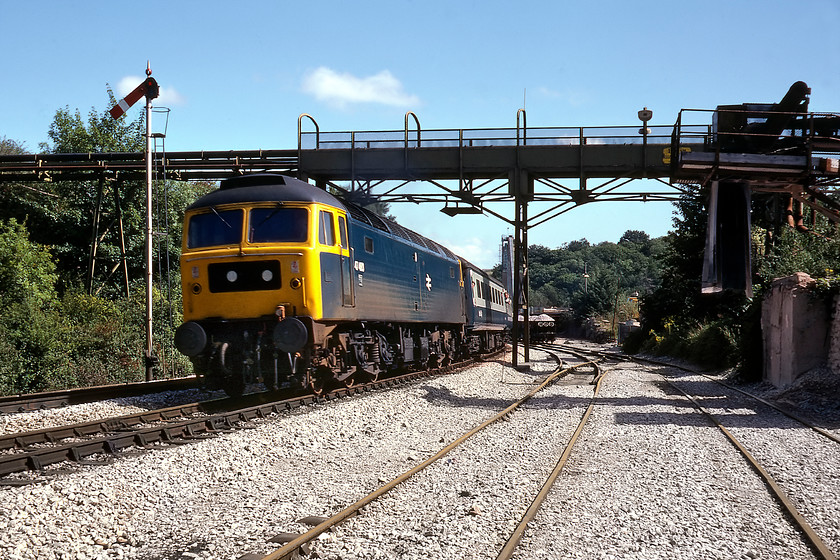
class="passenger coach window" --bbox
[249,207,308,243]
[319,210,336,245]
[187,209,243,248]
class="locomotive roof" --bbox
[187,174,346,211]
[185,173,460,262]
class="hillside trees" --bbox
[526,231,667,320]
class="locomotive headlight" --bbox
[226,270,238,283]
[290,277,302,289]
[262,269,274,282]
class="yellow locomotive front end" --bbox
[173,174,350,395]
[180,202,315,322]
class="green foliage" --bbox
[0,218,58,307]
[634,186,840,377]
[0,89,203,394]
[632,319,739,369]
[1,136,28,155]
[0,280,193,394]
[527,231,666,323]
[755,224,840,288]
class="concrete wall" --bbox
[829,293,840,375]
[762,273,831,387]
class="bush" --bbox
[623,318,739,371]
[0,281,192,395]
[0,296,71,393]
[685,322,738,369]
[621,328,647,354]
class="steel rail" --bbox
[0,355,494,478]
[552,342,837,559]
[581,347,840,446]
[0,376,201,414]
[495,357,606,560]
[258,357,602,560]
[665,380,836,560]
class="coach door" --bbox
[338,214,354,307]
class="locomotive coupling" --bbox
[174,321,208,357]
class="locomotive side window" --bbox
[248,207,308,243]
[319,210,336,246]
[364,236,374,253]
[187,209,243,248]
[338,216,348,249]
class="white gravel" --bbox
[1,345,837,560]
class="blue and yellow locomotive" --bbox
[174,174,510,395]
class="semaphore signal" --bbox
[109,62,159,120]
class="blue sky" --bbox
[2,0,839,268]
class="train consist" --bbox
[174,174,511,395]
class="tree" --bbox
[0,136,28,155]
[525,232,666,323]
[0,218,57,308]
[619,229,652,256]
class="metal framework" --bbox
[1,98,839,370]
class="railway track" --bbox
[242,342,837,560]
[557,341,839,560]
[3,342,837,559]
[235,344,604,560]
[0,355,493,481]
[0,376,201,413]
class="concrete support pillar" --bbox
[827,294,840,375]
[761,272,829,387]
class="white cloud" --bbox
[436,235,499,270]
[536,86,587,107]
[302,67,420,108]
[116,76,184,106]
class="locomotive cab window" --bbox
[187,209,244,248]
[248,207,308,243]
[364,236,374,254]
[319,210,336,246]
[338,216,348,249]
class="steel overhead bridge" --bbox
[2,87,839,369]
[3,109,836,223]
[0,118,704,229]
[296,114,698,219]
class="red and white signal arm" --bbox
[109,77,159,120]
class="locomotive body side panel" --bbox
[336,219,464,325]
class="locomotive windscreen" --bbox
[249,207,309,243]
[187,209,243,248]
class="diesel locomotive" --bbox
[173,174,511,395]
